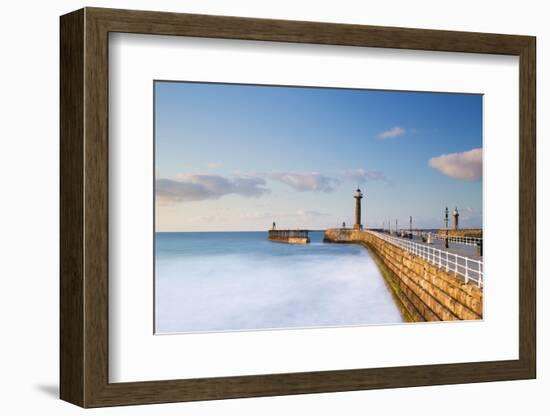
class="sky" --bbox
[155,81,483,232]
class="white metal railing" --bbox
[430,233,482,247]
[368,231,483,287]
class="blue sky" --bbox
[155,81,482,231]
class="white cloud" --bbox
[206,162,222,169]
[429,148,482,181]
[192,211,272,222]
[377,126,406,140]
[338,168,388,183]
[296,209,330,217]
[239,211,273,220]
[156,174,270,204]
[268,172,340,192]
[193,214,226,223]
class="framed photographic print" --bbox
[60,7,536,408]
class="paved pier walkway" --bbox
[376,232,483,286]
[410,235,482,261]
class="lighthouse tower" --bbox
[354,188,363,230]
[453,207,459,230]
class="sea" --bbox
[155,231,404,334]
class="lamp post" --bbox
[444,206,449,249]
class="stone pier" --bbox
[268,229,310,244]
[437,228,482,238]
[324,228,483,322]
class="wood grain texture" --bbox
[518,38,536,376]
[59,8,84,407]
[83,10,110,406]
[59,7,537,408]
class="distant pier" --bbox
[268,229,310,244]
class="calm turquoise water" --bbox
[155,231,404,333]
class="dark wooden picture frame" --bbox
[60,7,536,408]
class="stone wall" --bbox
[437,228,482,238]
[324,229,483,322]
[269,236,310,244]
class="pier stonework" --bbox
[437,228,482,238]
[268,229,310,244]
[323,229,482,322]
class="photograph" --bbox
[51,4,538,410]
[154,81,484,334]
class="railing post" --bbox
[373,230,482,287]
[478,261,482,287]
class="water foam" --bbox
[155,238,404,334]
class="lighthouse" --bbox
[453,207,459,230]
[354,188,363,230]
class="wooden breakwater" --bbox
[324,228,482,322]
[268,229,310,244]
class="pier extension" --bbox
[324,228,483,322]
[268,229,310,244]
